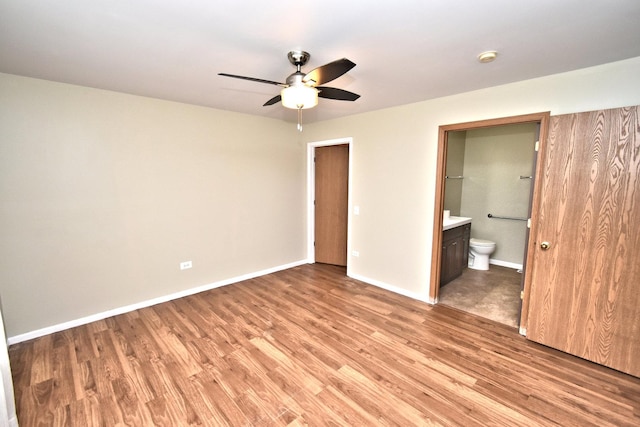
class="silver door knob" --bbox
[540,241,550,250]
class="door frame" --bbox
[429,112,549,334]
[306,137,353,271]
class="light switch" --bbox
[354,206,360,215]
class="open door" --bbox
[516,123,541,329]
[526,105,640,377]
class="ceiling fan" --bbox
[219,50,360,131]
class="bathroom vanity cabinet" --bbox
[440,223,470,286]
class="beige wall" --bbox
[302,57,640,301]
[460,123,537,266]
[2,57,640,339]
[0,73,306,337]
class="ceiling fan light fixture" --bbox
[281,85,318,109]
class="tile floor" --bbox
[438,265,522,328]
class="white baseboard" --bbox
[489,259,523,270]
[347,273,433,305]
[8,259,308,345]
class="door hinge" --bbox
[520,290,524,300]
[527,218,531,229]
[534,140,539,152]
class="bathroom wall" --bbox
[460,123,537,267]
[443,131,466,216]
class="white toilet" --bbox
[468,238,496,270]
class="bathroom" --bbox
[439,122,538,327]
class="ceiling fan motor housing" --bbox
[286,71,307,87]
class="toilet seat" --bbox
[470,238,495,247]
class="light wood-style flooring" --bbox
[439,265,522,328]
[9,264,640,426]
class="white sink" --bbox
[443,215,472,231]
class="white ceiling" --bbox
[1,0,640,124]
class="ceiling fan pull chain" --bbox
[297,107,303,132]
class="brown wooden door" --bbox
[526,106,640,377]
[315,144,349,266]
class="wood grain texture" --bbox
[527,105,640,377]
[10,264,640,426]
[314,144,349,266]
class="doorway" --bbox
[307,138,352,269]
[430,113,550,331]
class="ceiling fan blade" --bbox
[317,87,360,101]
[263,95,281,106]
[302,58,356,86]
[218,73,285,86]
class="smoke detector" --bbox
[477,51,498,63]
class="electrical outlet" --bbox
[352,250,360,257]
[180,261,192,270]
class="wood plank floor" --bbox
[9,264,640,426]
